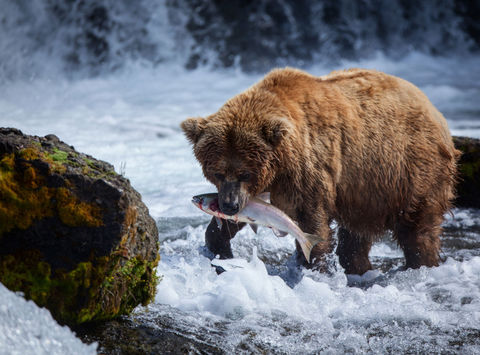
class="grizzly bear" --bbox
[181,68,459,275]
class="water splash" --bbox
[0,0,478,80]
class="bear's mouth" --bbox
[218,181,249,216]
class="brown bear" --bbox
[181,67,460,275]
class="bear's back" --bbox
[258,68,458,235]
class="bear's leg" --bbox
[394,218,441,269]
[336,227,373,275]
[205,216,245,259]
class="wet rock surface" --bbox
[0,128,159,325]
[74,315,224,355]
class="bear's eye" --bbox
[238,172,251,182]
[214,173,225,181]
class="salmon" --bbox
[192,192,325,262]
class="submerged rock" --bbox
[0,128,159,325]
[453,136,480,209]
[74,316,224,355]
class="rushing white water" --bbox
[1,52,480,353]
[0,283,97,355]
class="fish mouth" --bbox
[192,195,203,207]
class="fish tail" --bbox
[299,233,325,263]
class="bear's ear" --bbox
[180,117,207,144]
[261,117,292,147]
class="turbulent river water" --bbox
[1,1,480,354]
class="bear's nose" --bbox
[220,202,239,215]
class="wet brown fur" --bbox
[181,67,460,274]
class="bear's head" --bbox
[181,90,293,215]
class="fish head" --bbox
[192,193,220,214]
[191,195,204,210]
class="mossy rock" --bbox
[0,128,160,325]
[453,136,480,209]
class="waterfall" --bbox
[0,0,478,80]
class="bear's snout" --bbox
[218,181,248,216]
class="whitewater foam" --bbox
[154,223,480,353]
[0,284,96,355]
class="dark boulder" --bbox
[0,128,159,325]
[453,136,480,209]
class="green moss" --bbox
[84,157,95,167]
[56,187,103,227]
[117,255,160,308]
[17,147,42,161]
[16,146,68,173]
[82,168,116,180]
[74,155,117,181]
[0,150,103,236]
[47,147,69,163]
[0,252,52,305]
[0,248,159,325]
[0,153,55,235]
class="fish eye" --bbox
[214,173,225,181]
[238,172,251,182]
